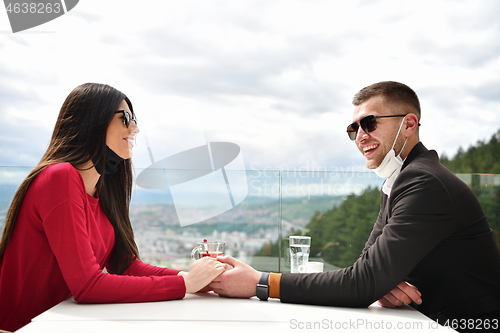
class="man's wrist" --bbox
[256,272,270,301]
[268,272,282,299]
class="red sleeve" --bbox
[40,164,186,303]
[122,259,181,277]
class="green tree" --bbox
[440,130,500,246]
[252,188,381,270]
[306,187,381,268]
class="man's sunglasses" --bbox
[346,114,406,141]
[115,110,137,128]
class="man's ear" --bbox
[405,113,419,137]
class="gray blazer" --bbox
[280,142,500,322]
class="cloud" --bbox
[1,0,500,173]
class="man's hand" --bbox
[377,281,422,308]
[209,256,261,298]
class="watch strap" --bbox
[256,272,270,301]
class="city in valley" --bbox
[129,195,341,272]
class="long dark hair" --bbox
[0,83,139,274]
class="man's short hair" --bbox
[352,81,421,120]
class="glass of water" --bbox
[289,236,311,273]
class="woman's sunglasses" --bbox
[115,110,137,128]
[346,114,406,141]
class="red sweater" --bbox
[0,163,186,331]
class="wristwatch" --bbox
[256,272,270,301]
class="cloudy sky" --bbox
[1,0,500,178]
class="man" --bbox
[210,81,500,328]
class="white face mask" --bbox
[373,116,408,178]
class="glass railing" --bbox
[1,166,499,273]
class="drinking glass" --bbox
[191,241,225,261]
[289,236,311,273]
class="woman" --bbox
[0,83,225,331]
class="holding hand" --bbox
[377,281,422,308]
[209,256,261,298]
[182,257,226,293]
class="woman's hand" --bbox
[182,257,226,294]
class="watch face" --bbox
[257,285,268,300]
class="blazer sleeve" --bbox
[280,167,458,307]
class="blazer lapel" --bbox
[381,142,428,225]
[381,192,390,225]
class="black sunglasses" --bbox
[347,114,406,141]
[115,110,137,128]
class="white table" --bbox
[18,292,452,332]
